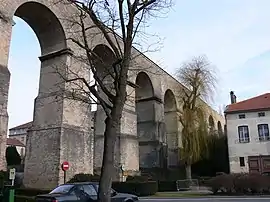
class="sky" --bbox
[7,0,270,128]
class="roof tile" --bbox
[6,138,25,147]
[225,93,270,113]
[9,121,33,131]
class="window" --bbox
[258,112,265,117]
[238,114,246,119]
[50,185,74,194]
[239,157,245,167]
[238,125,250,143]
[258,124,270,141]
[83,185,97,196]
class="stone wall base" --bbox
[23,126,93,190]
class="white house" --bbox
[225,91,270,174]
[8,122,32,157]
[6,138,26,158]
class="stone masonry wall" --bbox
[0,0,94,189]
[0,0,225,188]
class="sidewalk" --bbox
[178,186,212,194]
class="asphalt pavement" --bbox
[139,197,270,202]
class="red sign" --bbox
[61,161,69,171]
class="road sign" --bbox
[9,168,16,180]
[61,161,69,171]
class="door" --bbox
[71,185,94,202]
[82,185,98,201]
[248,156,261,174]
[248,155,270,174]
[261,156,270,173]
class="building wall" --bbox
[226,110,270,173]
[9,133,27,145]
[9,128,28,157]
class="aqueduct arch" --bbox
[208,115,215,133]
[93,44,140,179]
[217,121,223,136]
[0,0,226,189]
[135,72,156,168]
[0,0,92,189]
[135,72,166,169]
[164,89,179,167]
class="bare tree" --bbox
[176,55,217,180]
[54,1,173,202]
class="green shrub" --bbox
[67,173,100,183]
[15,188,50,197]
[157,181,177,192]
[6,146,21,166]
[0,170,8,190]
[112,181,158,196]
[15,195,35,202]
[207,173,270,195]
[126,175,149,182]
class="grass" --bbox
[150,191,212,198]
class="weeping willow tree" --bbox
[176,55,217,180]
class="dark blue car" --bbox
[35,182,139,202]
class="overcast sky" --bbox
[7,0,270,128]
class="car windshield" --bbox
[50,185,74,194]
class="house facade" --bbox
[6,138,26,158]
[8,122,32,157]
[225,92,270,174]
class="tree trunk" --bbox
[97,92,126,202]
[97,114,119,202]
[185,163,192,181]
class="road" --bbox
[139,197,270,202]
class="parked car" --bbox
[35,182,139,202]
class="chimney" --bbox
[230,91,237,104]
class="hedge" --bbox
[157,181,177,192]
[207,173,270,195]
[112,181,158,196]
[15,195,35,202]
[15,188,51,197]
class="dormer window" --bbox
[239,114,246,119]
[258,112,265,117]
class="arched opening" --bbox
[135,72,154,100]
[92,44,122,179]
[6,1,68,188]
[7,16,41,129]
[164,89,178,168]
[15,2,67,55]
[135,72,156,169]
[217,121,223,136]
[92,44,116,111]
[92,44,116,85]
[208,115,215,134]
[8,1,67,143]
[8,0,67,129]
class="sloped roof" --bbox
[225,93,270,113]
[9,121,33,131]
[6,138,25,147]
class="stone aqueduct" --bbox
[0,0,224,189]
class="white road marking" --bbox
[139,197,270,201]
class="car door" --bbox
[82,184,98,201]
[72,185,92,202]
[93,185,122,202]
